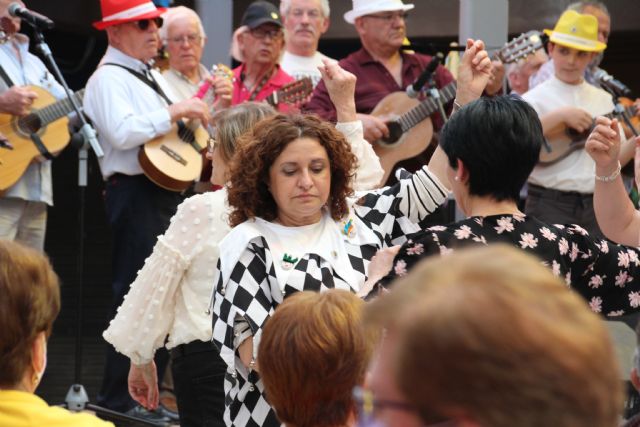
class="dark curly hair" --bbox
[227,114,357,227]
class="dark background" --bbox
[22,0,640,410]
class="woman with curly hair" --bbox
[210,39,493,427]
[103,58,384,427]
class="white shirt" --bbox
[0,34,65,205]
[280,50,330,87]
[162,64,210,101]
[83,46,177,179]
[523,75,615,193]
[102,120,383,364]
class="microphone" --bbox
[593,68,632,98]
[8,3,54,30]
[406,53,443,98]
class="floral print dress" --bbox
[380,213,640,317]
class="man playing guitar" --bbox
[0,0,66,251]
[83,0,210,422]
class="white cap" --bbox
[344,0,414,24]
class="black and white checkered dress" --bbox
[211,167,448,427]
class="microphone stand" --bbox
[27,22,162,427]
[426,76,448,123]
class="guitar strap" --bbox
[102,62,195,143]
[0,63,55,159]
[0,63,15,88]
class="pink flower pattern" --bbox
[381,214,640,319]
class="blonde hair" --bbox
[0,240,60,388]
[366,245,623,427]
[259,290,376,427]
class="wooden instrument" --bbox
[265,77,313,107]
[540,103,638,165]
[371,31,548,182]
[0,86,84,191]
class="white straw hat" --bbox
[344,0,414,24]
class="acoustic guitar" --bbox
[540,102,638,165]
[0,85,84,192]
[371,31,548,182]
[140,64,234,192]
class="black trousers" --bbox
[171,340,226,427]
[525,184,603,239]
[97,174,183,412]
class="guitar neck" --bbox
[397,82,457,132]
[35,90,85,126]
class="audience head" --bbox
[227,114,356,227]
[231,1,285,64]
[280,0,330,56]
[259,289,375,427]
[363,245,623,427]
[347,0,414,54]
[208,102,276,186]
[0,240,60,392]
[160,6,206,76]
[439,95,542,211]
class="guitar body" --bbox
[539,123,589,166]
[370,92,434,183]
[139,121,208,192]
[0,86,71,191]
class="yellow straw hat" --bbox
[543,10,606,52]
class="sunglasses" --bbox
[135,17,164,31]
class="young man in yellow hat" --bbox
[522,10,635,238]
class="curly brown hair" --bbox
[227,114,357,227]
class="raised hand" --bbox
[211,74,233,110]
[455,38,492,105]
[585,116,620,175]
[128,361,159,410]
[318,58,357,122]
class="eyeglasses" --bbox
[365,11,409,22]
[167,33,202,46]
[135,17,163,31]
[353,386,456,426]
[249,27,283,40]
[290,8,323,20]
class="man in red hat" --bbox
[83,0,209,422]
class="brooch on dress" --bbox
[281,253,299,270]
[342,218,356,238]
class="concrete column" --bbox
[195,0,233,68]
[459,0,508,51]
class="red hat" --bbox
[93,0,165,30]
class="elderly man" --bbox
[0,0,66,251]
[160,6,232,106]
[506,49,548,95]
[305,0,454,143]
[83,0,209,422]
[231,0,294,111]
[363,246,623,427]
[279,0,332,87]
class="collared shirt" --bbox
[304,47,454,123]
[162,63,210,101]
[231,63,294,112]
[529,59,601,91]
[0,34,65,205]
[83,46,178,179]
[280,50,331,87]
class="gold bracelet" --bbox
[595,161,621,182]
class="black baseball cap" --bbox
[241,1,283,29]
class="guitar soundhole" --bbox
[17,114,41,135]
[565,127,589,142]
[379,121,403,146]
